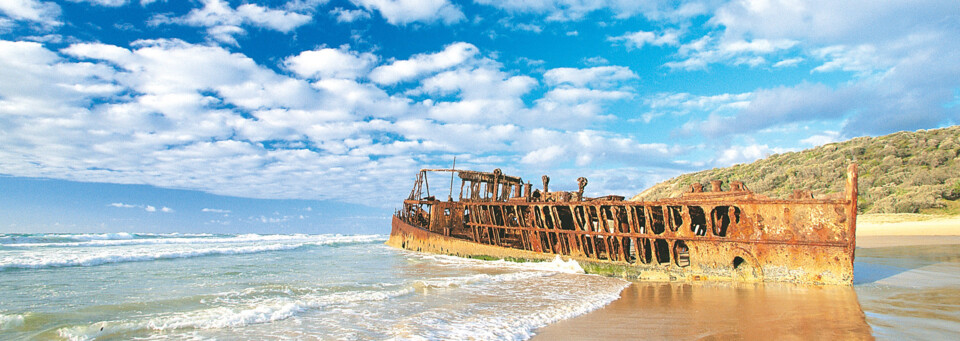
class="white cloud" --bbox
[0,38,682,206]
[0,0,60,27]
[351,0,464,25]
[811,44,883,75]
[473,0,705,22]
[284,45,378,80]
[773,57,803,68]
[665,36,797,70]
[521,145,566,165]
[110,202,172,212]
[608,29,680,49]
[202,208,231,213]
[151,0,311,44]
[800,131,842,146]
[369,42,479,85]
[543,66,638,88]
[75,0,128,6]
[639,91,751,123]
[680,83,855,138]
[714,144,790,167]
[330,7,371,22]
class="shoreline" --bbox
[533,214,960,340]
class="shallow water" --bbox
[0,233,627,340]
[2,233,958,340]
[534,241,960,340]
[854,244,960,339]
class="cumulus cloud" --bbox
[652,1,960,139]
[109,202,173,212]
[679,83,856,137]
[800,131,842,146]
[75,0,128,6]
[0,38,676,206]
[474,0,706,22]
[351,0,464,25]
[330,7,371,22]
[150,0,311,44]
[638,91,750,123]
[608,29,681,49]
[714,144,790,167]
[369,42,479,85]
[543,66,638,88]
[202,208,231,213]
[284,45,378,80]
[0,0,61,27]
[665,35,798,70]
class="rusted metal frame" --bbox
[611,205,629,262]
[660,197,850,205]
[462,222,849,247]
[553,206,576,256]
[525,205,544,253]
[470,206,481,244]
[628,207,646,263]
[512,205,531,251]
[534,205,556,254]
[615,207,629,262]
[665,205,676,232]
[583,205,600,259]
[598,205,613,260]
[488,207,497,245]
[593,205,609,260]
[599,206,618,261]
[549,206,562,254]
[846,164,859,265]
[569,205,588,257]
[646,205,661,237]
[492,205,503,246]
[512,205,530,251]
[546,206,565,255]
[493,205,504,247]
[573,206,592,258]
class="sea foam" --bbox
[0,234,385,270]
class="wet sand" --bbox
[534,216,960,340]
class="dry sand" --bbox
[533,214,960,340]
[858,214,960,248]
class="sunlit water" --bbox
[2,234,957,340]
[0,233,628,340]
[534,242,960,340]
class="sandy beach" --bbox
[534,214,960,340]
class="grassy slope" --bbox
[631,126,960,214]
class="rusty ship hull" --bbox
[388,165,859,285]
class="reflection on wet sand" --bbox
[535,238,960,340]
[854,243,960,339]
[534,281,872,340]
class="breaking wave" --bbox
[0,234,385,271]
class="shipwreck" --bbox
[387,165,859,285]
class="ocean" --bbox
[0,233,628,340]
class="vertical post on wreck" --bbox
[846,163,859,264]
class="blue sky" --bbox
[1,0,958,234]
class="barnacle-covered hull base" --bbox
[388,165,859,285]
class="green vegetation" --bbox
[464,255,545,263]
[633,126,960,214]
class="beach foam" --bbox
[0,314,25,330]
[0,234,385,271]
[2,233,384,248]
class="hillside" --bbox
[631,126,960,214]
